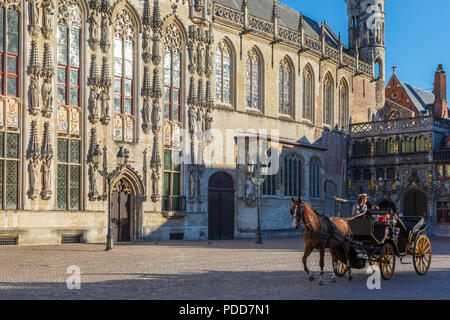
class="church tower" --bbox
[346,0,386,106]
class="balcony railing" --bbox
[434,150,450,161]
[349,116,434,137]
[162,195,186,212]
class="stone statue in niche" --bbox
[100,87,110,123]
[197,107,205,133]
[29,0,40,36]
[142,98,151,133]
[89,88,100,123]
[100,14,110,52]
[28,159,39,200]
[142,28,151,63]
[188,165,196,201]
[29,78,40,115]
[41,159,52,200]
[89,14,99,49]
[188,106,197,136]
[151,168,160,201]
[206,46,214,77]
[205,108,213,131]
[151,103,161,129]
[41,79,53,117]
[197,44,205,75]
[88,164,99,200]
[187,41,196,73]
[41,0,54,38]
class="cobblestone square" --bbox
[0,237,449,300]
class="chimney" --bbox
[433,64,448,118]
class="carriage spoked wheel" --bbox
[336,261,347,277]
[413,235,431,276]
[379,243,396,280]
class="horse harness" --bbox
[301,212,349,244]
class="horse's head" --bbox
[290,197,305,230]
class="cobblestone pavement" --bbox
[0,237,449,300]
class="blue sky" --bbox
[280,0,450,92]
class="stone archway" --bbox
[403,188,427,217]
[111,167,146,242]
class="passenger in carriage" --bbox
[333,194,379,219]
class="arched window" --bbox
[113,9,136,141]
[57,2,81,107]
[163,22,183,207]
[279,58,292,115]
[323,73,334,126]
[215,40,231,105]
[56,0,82,211]
[0,5,19,97]
[245,48,260,109]
[284,154,302,197]
[302,65,314,121]
[338,79,349,128]
[310,158,320,198]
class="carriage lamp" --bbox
[117,146,126,166]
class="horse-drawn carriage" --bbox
[334,209,431,280]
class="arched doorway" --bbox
[110,167,146,242]
[403,189,427,217]
[111,179,134,242]
[208,172,235,240]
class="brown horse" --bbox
[291,197,353,285]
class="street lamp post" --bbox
[247,157,268,245]
[95,145,127,251]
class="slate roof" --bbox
[214,0,344,50]
[401,83,435,114]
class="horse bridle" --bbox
[293,203,305,230]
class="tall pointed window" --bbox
[0,6,19,97]
[284,154,303,197]
[279,58,291,115]
[215,40,231,105]
[57,3,81,107]
[163,22,183,212]
[302,66,314,121]
[323,73,334,126]
[56,0,82,211]
[113,9,135,142]
[338,79,349,128]
[310,158,320,198]
[245,49,260,109]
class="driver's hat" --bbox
[358,193,368,200]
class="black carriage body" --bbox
[335,209,428,269]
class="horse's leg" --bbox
[318,247,325,286]
[302,244,314,281]
[343,243,352,281]
[329,245,337,283]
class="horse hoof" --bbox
[308,276,314,282]
[330,277,336,283]
[347,276,352,281]
[317,280,324,286]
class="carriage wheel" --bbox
[336,261,347,277]
[379,243,396,280]
[413,235,431,276]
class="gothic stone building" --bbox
[0,0,383,245]
[348,65,450,236]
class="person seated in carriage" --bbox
[333,194,379,219]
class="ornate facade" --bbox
[0,0,383,244]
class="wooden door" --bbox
[208,173,235,240]
[403,189,427,217]
[111,180,132,242]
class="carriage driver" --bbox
[333,194,378,219]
